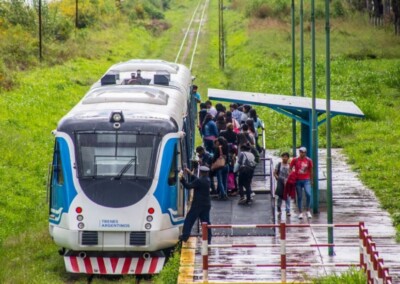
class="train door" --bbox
[178,138,189,216]
[183,118,191,163]
[186,99,196,157]
[167,139,185,217]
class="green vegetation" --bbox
[201,1,400,241]
[0,0,196,282]
[311,267,367,283]
[0,0,399,283]
[153,245,181,284]
[0,0,172,90]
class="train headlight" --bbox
[76,207,83,213]
[145,223,152,230]
[110,111,124,123]
[78,222,85,229]
[77,215,84,221]
[148,207,155,214]
[146,215,153,222]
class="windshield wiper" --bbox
[114,158,135,180]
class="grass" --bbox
[311,267,367,283]
[0,0,198,282]
[0,0,400,282]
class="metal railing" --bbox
[200,222,393,283]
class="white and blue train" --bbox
[48,60,196,275]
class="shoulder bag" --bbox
[211,146,226,171]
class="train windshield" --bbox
[76,132,160,179]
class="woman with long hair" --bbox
[212,137,229,200]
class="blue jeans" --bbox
[296,179,312,212]
[216,165,228,198]
[277,196,291,213]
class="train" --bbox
[48,59,196,274]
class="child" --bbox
[274,152,291,216]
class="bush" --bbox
[143,3,165,20]
[333,0,346,17]
[0,26,38,71]
[0,60,14,91]
[255,4,271,19]
[246,0,289,19]
[0,0,36,31]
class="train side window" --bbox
[168,144,177,186]
[54,141,64,185]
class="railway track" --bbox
[175,0,209,70]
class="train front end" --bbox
[48,111,186,275]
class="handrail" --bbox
[200,222,393,283]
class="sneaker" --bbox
[298,213,303,219]
[286,211,291,217]
[246,200,252,205]
[238,198,247,205]
[306,211,312,219]
[251,192,256,197]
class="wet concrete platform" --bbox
[180,149,400,283]
[190,152,275,236]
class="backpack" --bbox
[243,152,256,168]
[239,152,256,174]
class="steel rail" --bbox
[189,0,209,70]
[174,0,202,63]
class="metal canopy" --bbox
[208,87,364,154]
[208,88,364,119]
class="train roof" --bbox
[58,85,188,131]
[57,59,193,132]
[91,59,192,96]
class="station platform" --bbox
[179,149,400,283]
[189,151,275,237]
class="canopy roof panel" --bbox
[208,88,364,118]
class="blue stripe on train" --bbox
[49,137,77,225]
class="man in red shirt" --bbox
[290,146,313,219]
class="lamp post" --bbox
[300,0,304,97]
[325,0,334,257]
[291,0,296,157]
[218,0,225,69]
[76,0,79,28]
[311,0,319,214]
[38,0,42,61]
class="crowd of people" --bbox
[179,87,314,244]
[197,99,264,205]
